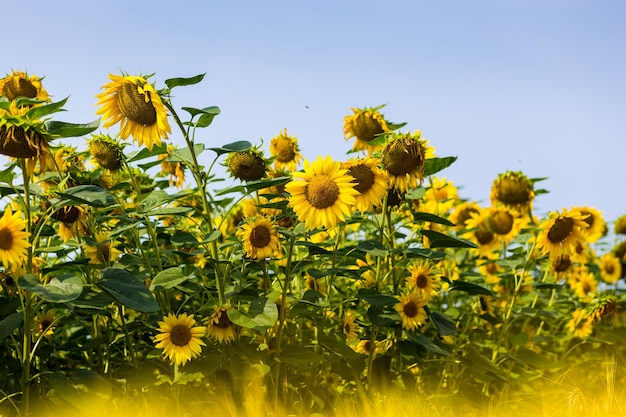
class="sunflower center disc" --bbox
[488,211,514,235]
[475,229,494,245]
[553,255,571,272]
[457,207,479,226]
[403,301,419,318]
[2,78,38,101]
[498,178,530,205]
[415,274,428,289]
[216,310,233,329]
[580,211,594,228]
[251,225,271,248]
[0,227,14,250]
[347,165,375,194]
[547,217,574,244]
[354,114,384,143]
[170,324,192,346]
[382,140,423,176]
[305,175,340,209]
[117,83,158,126]
[276,140,296,162]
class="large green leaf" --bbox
[227,297,278,330]
[356,240,389,257]
[449,280,493,296]
[421,230,477,248]
[45,119,100,137]
[26,97,68,120]
[0,312,23,341]
[164,73,206,89]
[150,267,189,291]
[209,140,252,156]
[357,288,399,307]
[423,156,457,176]
[276,344,323,364]
[428,309,457,337]
[411,212,455,226]
[49,369,112,414]
[169,144,205,164]
[57,185,115,208]
[137,190,170,214]
[18,274,83,303]
[97,268,159,312]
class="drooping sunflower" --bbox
[0,101,50,162]
[84,231,122,265]
[343,106,391,153]
[207,306,237,344]
[0,70,49,103]
[490,171,535,213]
[342,156,388,213]
[566,309,593,339]
[285,155,358,229]
[394,291,428,331]
[96,74,171,150]
[88,134,124,171]
[573,206,605,243]
[536,208,589,259]
[236,215,282,260]
[226,149,267,181]
[406,260,440,302]
[0,207,31,268]
[599,253,621,284]
[154,312,206,367]
[270,128,302,171]
[381,131,426,193]
[422,176,459,215]
[614,214,626,236]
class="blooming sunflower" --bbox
[342,310,358,341]
[154,312,206,366]
[422,176,459,215]
[96,74,171,150]
[394,291,428,331]
[614,214,626,236]
[342,156,388,213]
[381,131,426,193]
[536,208,589,259]
[550,254,574,281]
[573,206,605,243]
[484,207,524,245]
[285,155,358,229]
[236,215,282,260]
[0,70,49,103]
[449,201,481,228]
[270,128,302,171]
[226,149,267,181]
[463,207,501,256]
[569,267,598,300]
[599,253,621,284]
[343,106,390,153]
[406,260,440,302]
[33,310,56,338]
[207,306,237,344]
[88,134,124,171]
[0,207,31,268]
[84,232,122,265]
[566,309,593,339]
[490,171,534,213]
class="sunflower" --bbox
[33,310,56,338]
[566,309,593,339]
[343,106,390,153]
[269,128,302,171]
[599,253,621,284]
[305,273,327,295]
[342,310,358,341]
[236,216,282,260]
[449,201,481,228]
[0,70,49,103]
[226,149,267,181]
[342,156,388,213]
[484,207,524,245]
[285,155,358,229]
[573,206,605,243]
[154,312,206,366]
[207,306,237,344]
[614,214,626,236]
[406,260,440,302]
[96,74,171,150]
[490,171,534,212]
[0,207,31,268]
[421,177,459,215]
[550,254,574,281]
[159,145,185,188]
[394,291,428,331]
[536,208,589,259]
[0,101,50,162]
[88,134,124,171]
[381,131,426,193]
[463,207,501,256]
[84,232,122,265]
[569,267,598,300]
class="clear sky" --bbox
[6,0,626,225]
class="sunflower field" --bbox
[1,70,626,417]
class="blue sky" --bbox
[6,0,626,225]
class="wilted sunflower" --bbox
[96,74,171,150]
[207,306,237,344]
[88,134,124,170]
[342,156,388,213]
[285,155,358,229]
[343,106,390,153]
[155,312,206,367]
[0,101,50,162]
[490,171,534,212]
[573,206,605,243]
[422,176,459,214]
[566,309,593,339]
[599,253,621,284]
[0,70,49,102]
[226,149,267,181]
[536,209,589,259]
[0,207,31,268]
[236,216,282,260]
[614,214,626,236]
[270,128,302,171]
[406,261,440,302]
[395,291,428,331]
[84,232,122,265]
[381,131,426,193]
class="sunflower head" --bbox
[450,201,481,228]
[207,306,237,344]
[0,70,49,103]
[0,102,50,159]
[490,171,534,211]
[236,215,282,260]
[614,214,626,236]
[344,106,390,152]
[226,149,267,181]
[96,74,171,150]
[270,128,302,171]
[155,312,206,366]
[342,156,388,213]
[88,134,124,170]
[573,206,605,243]
[394,291,428,331]
[599,253,621,284]
[0,206,31,268]
[381,132,426,192]
[537,209,589,259]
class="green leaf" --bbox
[367,305,399,327]
[164,73,206,89]
[26,97,68,120]
[276,344,323,364]
[49,369,112,413]
[421,230,477,248]
[181,105,220,117]
[449,280,493,296]
[170,144,205,165]
[428,309,457,337]
[209,140,252,156]
[148,207,193,216]
[411,212,455,226]
[171,231,199,245]
[358,288,399,307]
[97,268,159,312]
[127,142,168,162]
[318,333,363,361]
[58,185,115,208]
[18,274,83,303]
[137,190,170,214]
[424,156,457,176]
[150,267,189,291]
[45,119,100,137]
[227,297,278,330]
[245,176,290,193]
[202,229,222,243]
[0,312,23,341]
[408,334,450,356]
[356,240,389,257]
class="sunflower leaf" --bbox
[150,267,189,291]
[97,268,159,312]
[169,144,205,164]
[358,288,399,307]
[164,73,206,89]
[18,274,83,303]
[58,185,115,208]
[45,119,100,138]
[0,313,23,341]
[428,309,457,337]
[449,280,493,296]
[421,230,477,248]
[209,140,252,156]
[245,177,290,193]
[423,156,457,176]
[411,212,456,226]
[25,97,68,120]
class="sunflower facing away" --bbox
[236,215,282,260]
[285,155,358,230]
[88,134,124,171]
[0,70,49,103]
[381,131,426,193]
[96,74,171,150]
[490,171,534,212]
[536,208,589,259]
[207,306,237,344]
[270,128,303,171]
[395,291,428,331]
[155,312,206,366]
[342,156,388,213]
[343,106,391,153]
[0,207,31,268]
[226,149,267,181]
